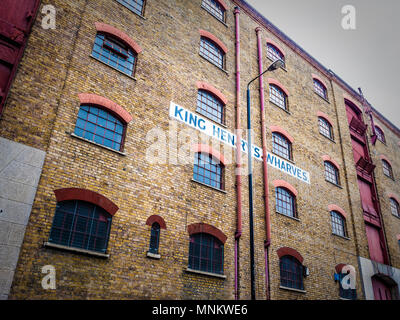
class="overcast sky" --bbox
[245,0,400,129]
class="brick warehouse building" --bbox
[0,0,400,300]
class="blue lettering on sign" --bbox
[169,102,311,184]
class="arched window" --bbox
[269,84,288,111]
[330,211,347,237]
[324,161,340,185]
[92,33,137,76]
[272,132,292,160]
[74,105,126,151]
[193,152,224,190]
[280,255,304,290]
[313,78,328,100]
[382,159,393,179]
[390,198,400,218]
[188,233,224,275]
[267,43,285,67]
[201,0,226,22]
[375,126,386,143]
[196,89,225,124]
[149,222,160,254]
[319,117,333,140]
[200,37,225,69]
[116,0,146,16]
[275,187,296,218]
[49,200,112,253]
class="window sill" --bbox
[314,91,330,104]
[279,285,306,294]
[199,53,229,75]
[319,132,336,143]
[70,133,127,156]
[195,110,227,128]
[201,6,228,27]
[269,100,291,115]
[331,233,350,241]
[276,211,300,222]
[90,55,137,81]
[43,242,109,258]
[146,251,161,259]
[191,178,227,194]
[325,179,343,189]
[185,268,226,279]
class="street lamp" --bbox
[246,59,284,300]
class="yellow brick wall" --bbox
[2,0,398,300]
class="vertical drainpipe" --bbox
[255,27,271,300]
[234,6,242,301]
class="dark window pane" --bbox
[188,233,223,275]
[49,200,111,253]
[74,105,125,151]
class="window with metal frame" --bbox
[200,37,224,69]
[313,78,327,100]
[382,160,393,179]
[74,105,126,151]
[116,0,145,16]
[196,89,225,124]
[193,152,224,190]
[48,200,112,253]
[390,198,400,217]
[92,33,137,76]
[319,117,333,140]
[272,132,292,160]
[269,84,287,110]
[338,272,357,300]
[375,126,386,143]
[149,222,160,254]
[280,255,304,290]
[201,0,225,22]
[188,233,224,275]
[267,43,285,67]
[275,187,296,218]
[331,211,347,237]
[324,161,340,185]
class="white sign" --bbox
[170,101,310,184]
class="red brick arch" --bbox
[266,38,286,57]
[272,180,298,197]
[199,29,228,53]
[196,81,228,105]
[54,188,119,216]
[270,125,294,143]
[187,223,227,244]
[94,22,142,54]
[379,154,393,167]
[78,93,133,123]
[267,78,290,96]
[312,73,328,90]
[146,215,167,229]
[322,155,340,170]
[328,204,347,219]
[277,247,304,264]
[317,111,334,127]
[213,0,228,10]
